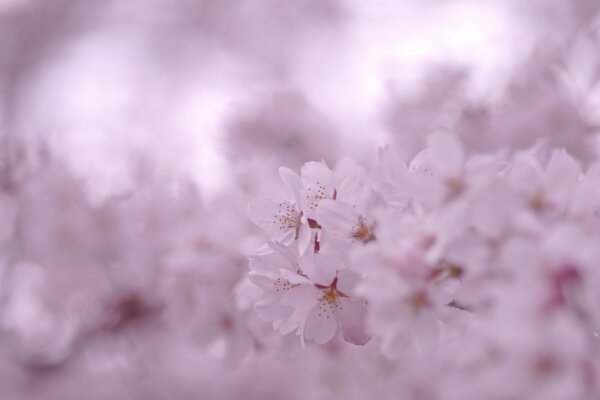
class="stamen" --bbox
[274,203,302,231]
[350,216,376,243]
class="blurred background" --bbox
[1,0,600,399]
[2,0,599,201]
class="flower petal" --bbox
[316,199,356,234]
[414,312,440,353]
[248,198,299,233]
[336,298,371,345]
[297,224,312,255]
[303,308,338,344]
[426,132,465,177]
[279,167,302,205]
[255,301,293,322]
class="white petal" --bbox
[303,308,338,344]
[507,152,544,195]
[336,298,370,345]
[465,151,506,189]
[378,145,408,182]
[426,132,465,177]
[381,326,412,358]
[247,273,274,289]
[349,244,380,275]
[545,148,581,209]
[435,278,461,305]
[336,174,363,205]
[268,240,299,264]
[407,150,446,207]
[414,312,440,353]
[279,167,302,205]
[247,199,294,231]
[297,224,312,255]
[469,178,514,239]
[274,317,298,335]
[279,268,311,285]
[255,302,292,322]
[335,270,361,293]
[300,162,336,214]
[546,149,581,185]
[281,284,318,308]
[248,199,278,229]
[301,161,335,190]
[572,162,600,216]
[249,250,291,277]
[316,200,356,234]
[299,252,336,285]
[334,157,365,182]
[274,229,296,246]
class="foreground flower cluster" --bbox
[247,132,600,398]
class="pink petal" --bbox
[247,198,282,230]
[304,308,338,344]
[297,224,312,255]
[279,167,303,205]
[426,132,465,177]
[336,298,371,345]
[414,312,440,353]
[255,301,293,322]
[316,200,356,234]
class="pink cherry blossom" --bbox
[5,2,600,398]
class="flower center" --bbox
[429,260,463,282]
[315,277,348,306]
[306,181,333,210]
[321,288,340,304]
[350,216,376,243]
[407,290,429,311]
[275,203,301,230]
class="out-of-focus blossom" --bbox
[3,1,600,399]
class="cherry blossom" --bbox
[248,241,370,345]
[4,2,600,398]
[248,167,313,254]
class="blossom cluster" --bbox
[247,132,600,398]
[2,1,600,398]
